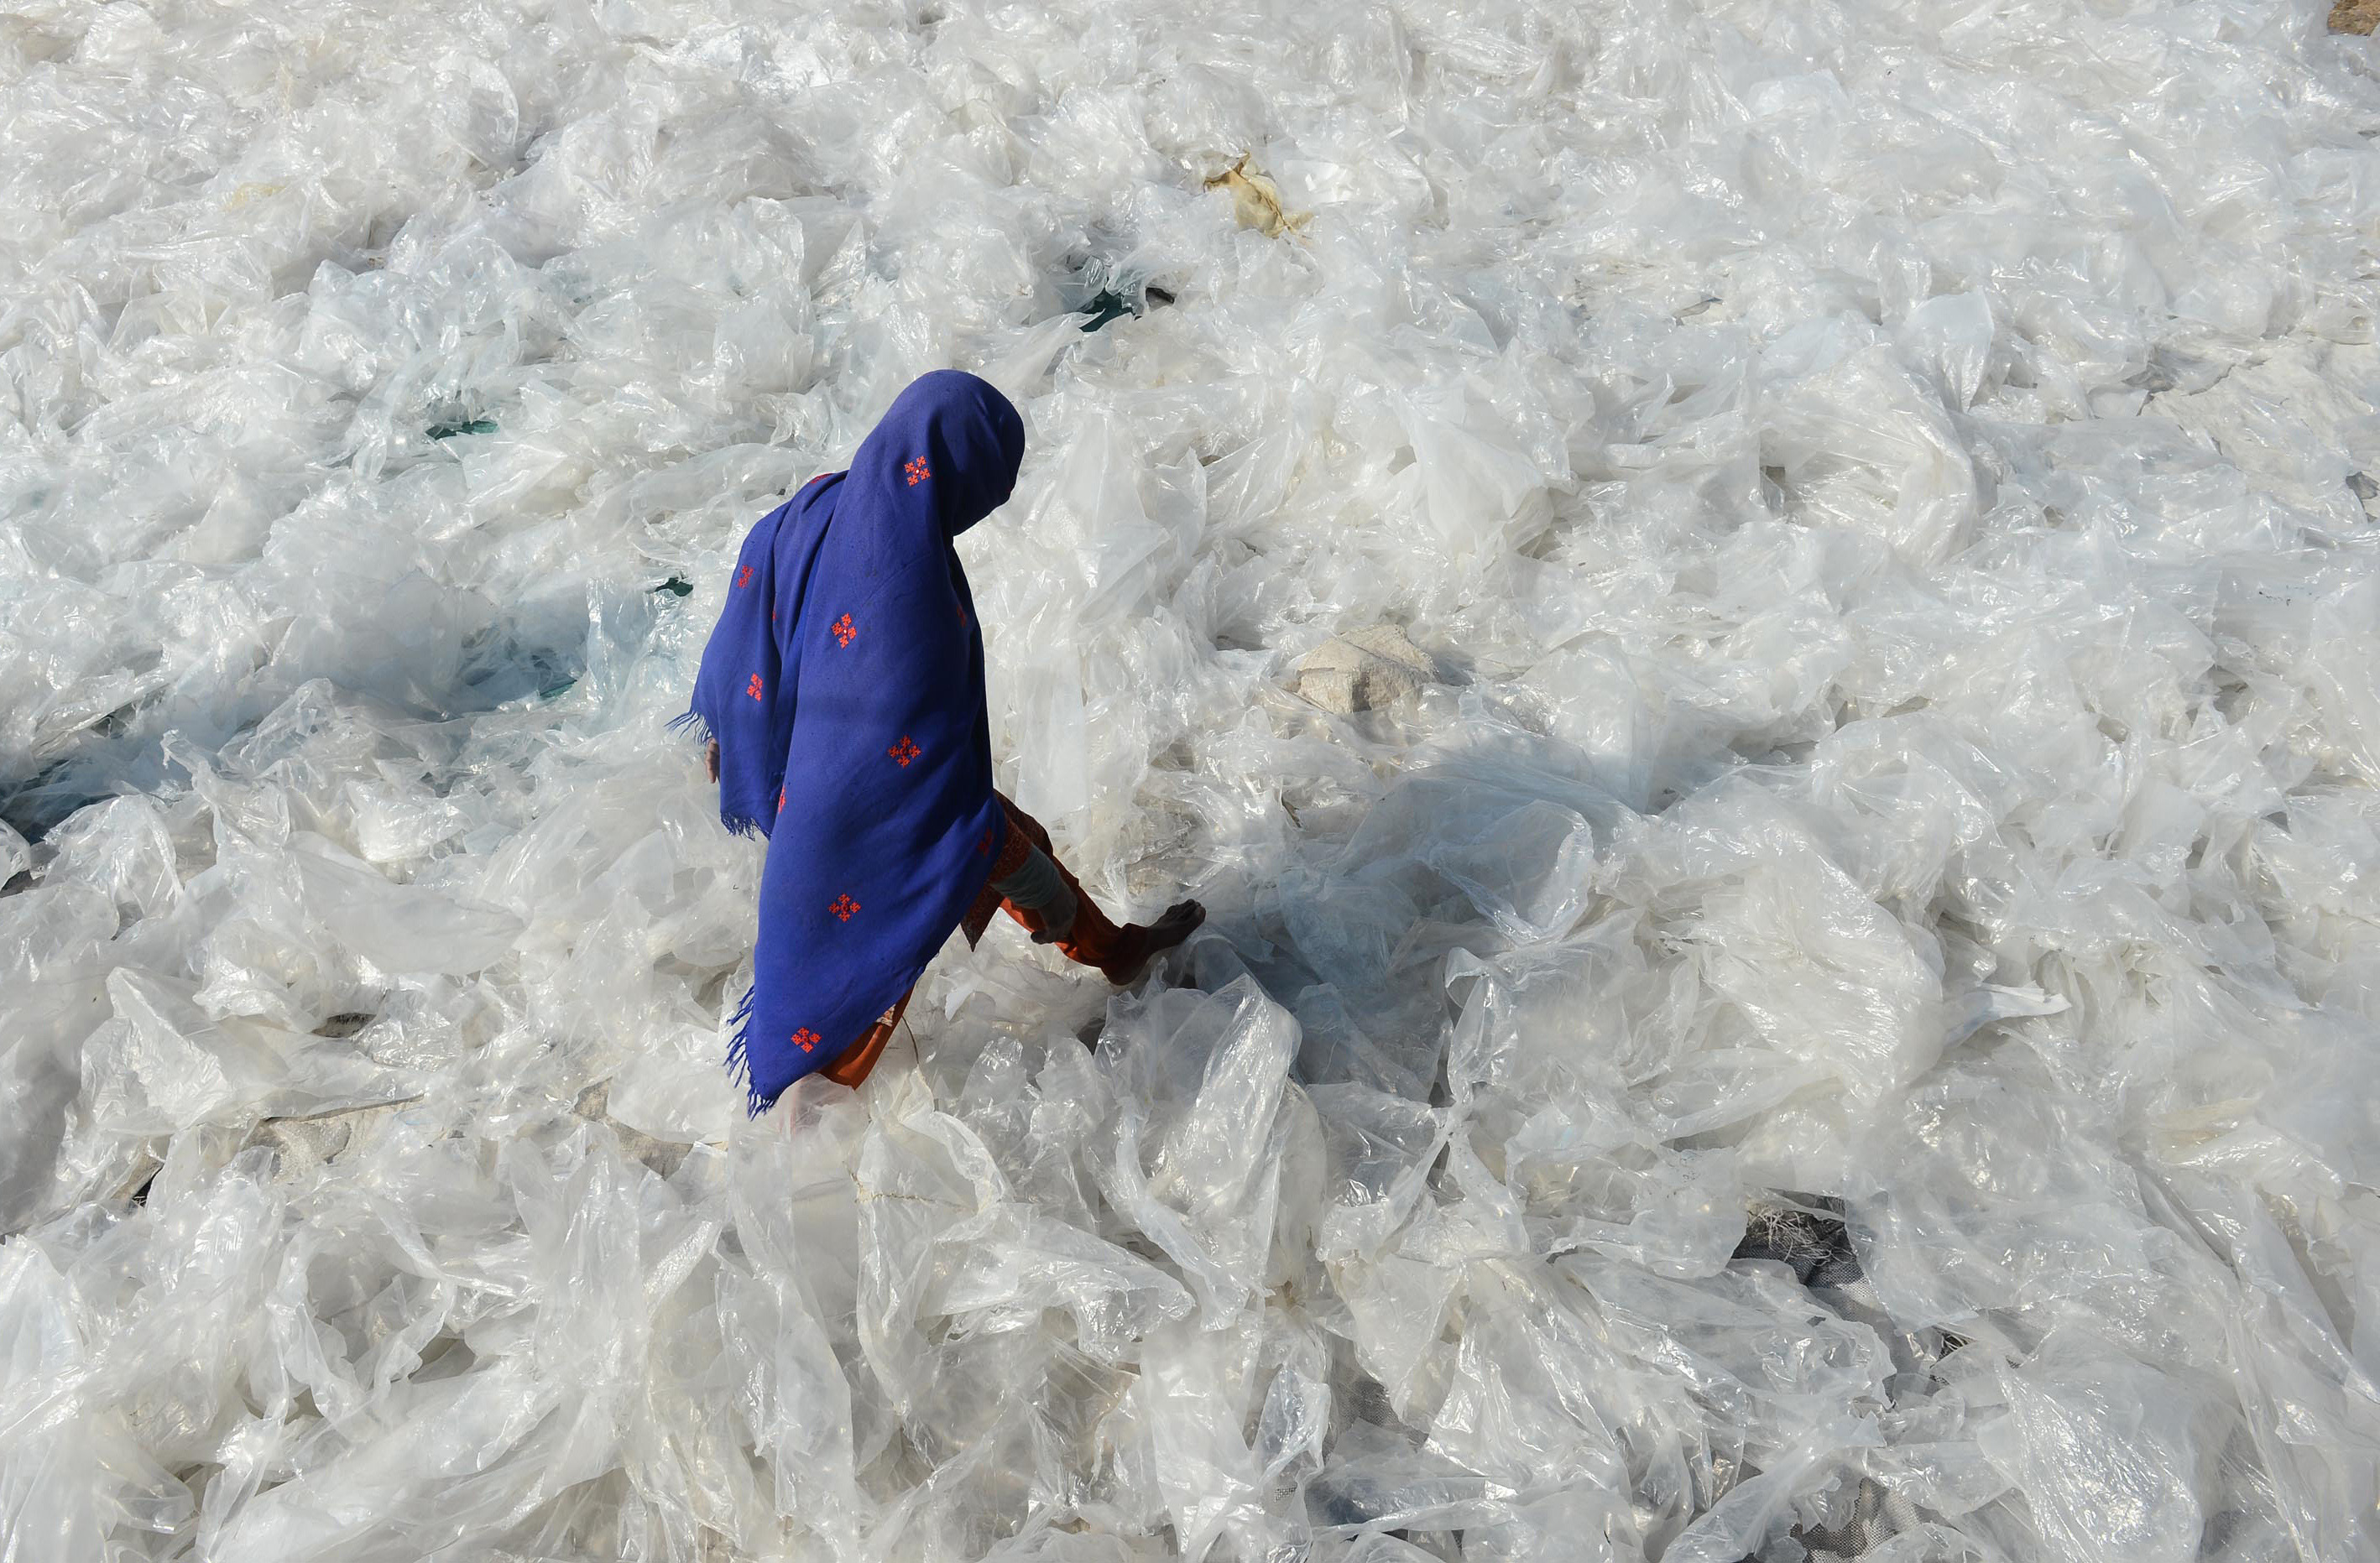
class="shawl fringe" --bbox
[723,987,775,1118]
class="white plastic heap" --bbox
[4,0,2379,1559]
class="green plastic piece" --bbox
[427,418,498,440]
[654,577,693,597]
[1078,284,1172,333]
[1078,290,1135,332]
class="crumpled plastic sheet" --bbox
[3,0,2379,1556]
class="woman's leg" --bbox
[815,804,1203,1094]
[994,802,1203,984]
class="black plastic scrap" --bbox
[1732,1192,1862,1290]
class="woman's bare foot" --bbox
[1100,900,1205,985]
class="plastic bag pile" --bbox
[5,0,2380,1557]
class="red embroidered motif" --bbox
[976,827,994,856]
[905,456,932,487]
[956,602,968,629]
[792,1028,821,1053]
[831,613,856,648]
[777,787,786,812]
[889,735,921,767]
[830,894,860,923]
[745,673,764,700]
[736,564,754,589]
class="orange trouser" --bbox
[819,805,1145,1088]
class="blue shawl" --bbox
[684,372,1024,1113]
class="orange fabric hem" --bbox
[821,990,911,1088]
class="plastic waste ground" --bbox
[4,0,2380,1558]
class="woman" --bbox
[682,371,1203,1114]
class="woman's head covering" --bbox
[683,371,1024,1112]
